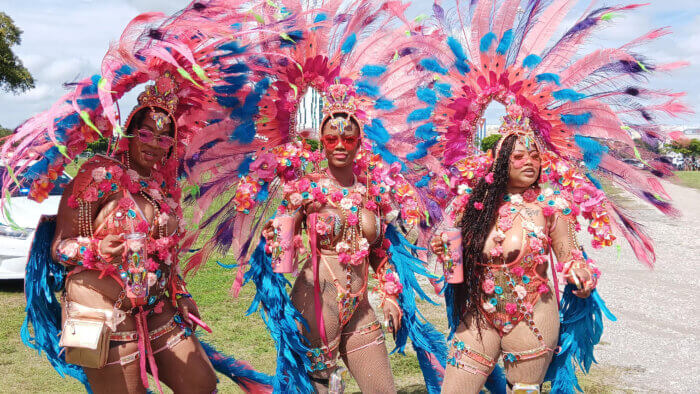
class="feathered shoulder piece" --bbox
[1,0,256,203]
[400,0,692,266]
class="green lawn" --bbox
[675,171,700,190]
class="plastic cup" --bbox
[124,232,148,299]
[441,228,464,284]
[271,215,296,273]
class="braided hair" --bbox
[451,134,517,327]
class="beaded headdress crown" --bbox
[321,82,362,133]
[494,115,541,155]
[125,72,179,133]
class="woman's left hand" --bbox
[382,301,402,334]
[567,268,594,298]
[176,297,200,327]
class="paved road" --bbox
[583,181,700,393]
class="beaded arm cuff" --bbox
[372,254,404,321]
[56,237,102,268]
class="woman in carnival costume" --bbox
[182,1,448,392]
[397,0,689,392]
[1,2,273,393]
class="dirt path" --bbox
[581,181,700,392]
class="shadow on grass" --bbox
[0,279,24,293]
[350,384,427,394]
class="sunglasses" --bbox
[136,128,175,149]
[321,134,359,151]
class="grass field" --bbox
[674,171,700,190]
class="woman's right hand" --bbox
[262,219,275,241]
[98,234,126,262]
[430,235,443,255]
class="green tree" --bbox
[0,12,34,93]
[480,134,501,152]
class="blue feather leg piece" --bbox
[21,217,92,392]
[384,225,446,394]
[243,238,313,393]
[544,285,616,393]
[198,339,273,391]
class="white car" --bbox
[0,172,71,280]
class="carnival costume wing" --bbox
[183,1,449,392]
[403,0,690,267]
[400,1,688,392]
[2,2,276,392]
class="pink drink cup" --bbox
[442,228,464,284]
[272,215,296,273]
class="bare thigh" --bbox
[441,315,502,394]
[151,302,217,394]
[501,292,560,385]
[339,299,395,394]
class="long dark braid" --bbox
[451,134,517,327]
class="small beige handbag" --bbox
[59,300,125,368]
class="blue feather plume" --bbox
[420,58,448,75]
[199,339,273,391]
[355,79,381,98]
[374,97,395,110]
[385,225,446,394]
[496,29,514,55]
[243,239,313,393]
[561,112,592,126]
[553,89,586,103]
[523,54,542,69]
[361,65,387,77]
[341,33,357,54]
[536,73,562,86]
[415,122,437,140]
[447,36,467,61]
[480,32,497,52]
[575,135,608,170]
[417,87,438,105]
[21,217,92,392]
[544,286,616,393]
[407,107,434,123]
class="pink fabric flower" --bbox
[484,172,494,184]
[316,220,330,235]
[482,302,496,313]
[514,285,527,299]
[83,187,98,202]
[542,206,555,217]
[474,201,484,210]
[312,188,327,204]
[489,245,503,257]
[331,190,344,202]
[511,266,525,277]
[296,178,311,192]
[523,188,538,203]
[338,252,351,264]
[67,195,79,209]
[497,216,513,232]
[289,193,303,207]
[91,167,107,183]
[383,272,403,295]
[530,237,543,252]
[99,180,112,193]
[347,213,359,226]
[366,200,377,210]
[250,153,278,181]
[505,303,517,314]
[537,283,549,294]
[136,220,149,233]
[482,279,495,294]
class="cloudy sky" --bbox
[1,0,698,129]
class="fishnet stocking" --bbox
[442,291,560,393]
